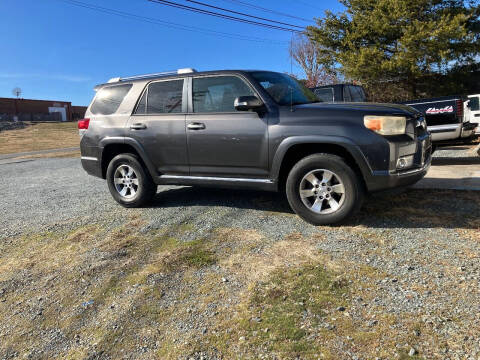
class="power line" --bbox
[148,0,303,33]
[182,0,305,29]
[222,0,313,24]
[286,0,326,12]
[54,0,289,45]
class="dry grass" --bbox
[364,189,480,228]
[14,150,81,160]
[2,205,477,358]
[0,122,79,154]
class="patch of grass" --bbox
[399,351,425,360]
[162,239,217,270]
[210,263,348,359]
[0,121,79,154]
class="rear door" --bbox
[185,75,269,178]
[128,78,189,175]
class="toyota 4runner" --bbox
[79,68,431,225]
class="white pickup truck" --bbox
[465,94,480,135]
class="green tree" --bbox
[307,0,480,101]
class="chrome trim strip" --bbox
[81,156,98,161]
[160,175,273,184]
[428,124,461,131]
[405,99,461,106]
[396,160,431,176]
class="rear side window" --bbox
[147,80,183,114]
[91,84,132,115]
[470,97,479,111]
[193,76,254,113]
[136,91,147,114]
[343,86,352,102]
[314,88,334,102]
[135,80,184,114]
[349,86,366,102]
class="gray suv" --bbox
[80,68,431,225]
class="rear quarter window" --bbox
[90,84,132,115]
[349,86,366,102]
[314,88,334,102]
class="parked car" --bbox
[464,94,480,135]
[401,96,478,147]
[79,69,431,225]
[310,84,367,103]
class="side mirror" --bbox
[234,96,263,112]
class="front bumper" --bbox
[367,132,432,192]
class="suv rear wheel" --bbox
[286,154,363,225]
[106,153,157,207]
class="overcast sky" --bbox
[0,0,342,105]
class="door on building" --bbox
[48,107,67,121]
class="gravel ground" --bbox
[1,153,479,359]
[433,141,479,158]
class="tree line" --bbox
[290,0,480,102]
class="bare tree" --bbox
[289,34,337,88]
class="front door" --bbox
[186,75,269,178]
[127,78,188,175]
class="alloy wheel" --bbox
[113,164,139,199]
[299,169,346,214]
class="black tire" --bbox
[286,153,364,225]
[106,153,157,208]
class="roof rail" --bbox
[107,68,197,83]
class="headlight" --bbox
[364,115,407,136]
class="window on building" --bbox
[91,84,132,115]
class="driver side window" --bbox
[193,76,254,113]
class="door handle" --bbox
[130,123,147,130]
[187,122,206,130]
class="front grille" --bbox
[414,115,428,137]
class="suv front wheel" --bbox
[286,154,364,225]
[106,153,157,207]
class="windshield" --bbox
[250,71,319,106]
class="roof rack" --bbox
[107,68,197,83]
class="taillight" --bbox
[78,118,90,130]
[456,100,463,118]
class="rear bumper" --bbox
[80,143,103,178]
[429,124,461,142]
[461,122,478,139]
